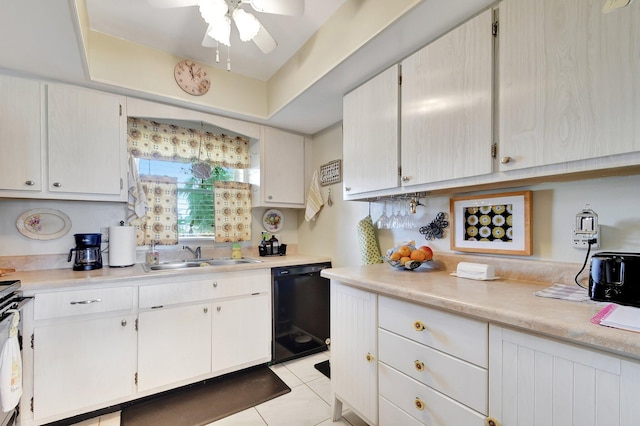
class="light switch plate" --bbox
[602,0,631,14]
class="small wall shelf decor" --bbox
[319,160,342,186]
[450,190,532,255]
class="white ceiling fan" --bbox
[148,0,305,55]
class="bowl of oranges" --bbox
[385,244,433,270]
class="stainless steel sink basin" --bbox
[142,257,262,272]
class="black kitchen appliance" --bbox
[68,233,103,271]
[272,262,331,365]
[589,252,640,306]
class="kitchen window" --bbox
[127,118,252,245]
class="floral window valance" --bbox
[127,117,250,169]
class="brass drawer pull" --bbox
[414,321,426,332]
[414,397,425,411]
[365,353,374,363]
[485,417,501,426]
[414,360,425,372]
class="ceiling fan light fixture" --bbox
[206,14,231,46]
[198,0,227,24]
[232,8,260,42]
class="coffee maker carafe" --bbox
[68,233,103,271]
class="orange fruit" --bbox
[410,250,427,262]
[389,252,401,261]
[400,256,411,265]
[418,245,434,260]
[398,246,412,257]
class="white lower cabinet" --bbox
[489,325,640,426]
[24,269,272,425]
[211,293,271,374]
[330,281,378,425]
[378,296,488,425]
[137,303,212,392]
[32,314,136,421]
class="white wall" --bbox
[299,125,640,268]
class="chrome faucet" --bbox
[183,245,201,259]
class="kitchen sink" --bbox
[142,257,262,272]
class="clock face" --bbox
[174,60,211,96]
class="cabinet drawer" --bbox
[139,269,270,308]
[34,287,134,320]
[379,329,487,414]
[379,296,488,367]
[380,396,423,426]
[379,362,486,426]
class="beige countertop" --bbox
[321,263,640,360]
[8,254,331,293]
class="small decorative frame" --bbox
[450,190,532,256]
[319,160,342,186]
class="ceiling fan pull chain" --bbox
[227,44,231,71]
[216,42,220,63]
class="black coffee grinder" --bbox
[68,233,103,271]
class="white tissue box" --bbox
[455,262,495,280]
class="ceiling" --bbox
[85,0,347,82]
[0,0,493,135]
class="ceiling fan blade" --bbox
[252,23,277,54]
[246,0,304,16]
[148,0,198,8]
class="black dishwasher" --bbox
[271,262,331,364]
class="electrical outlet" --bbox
[100,227,110,243]
[572,230,600,249]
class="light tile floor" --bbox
[73,351,368,426]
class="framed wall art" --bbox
[450,190,532,256]
[319,159,342,186]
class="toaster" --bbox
[589,252,640,307]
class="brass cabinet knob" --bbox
[52,182,62,188]
[414,397,425,411]
[414,321,426,332]
[25,180,35,186]
[414,360,425,372]
[216,305,221,312]
[121,320,127,327]
[485,417,501,426]
[212,281,218,288]
[500,156,512,164]
[203,307,208,314]
[365,353,374,363]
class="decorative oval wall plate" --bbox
[263,209,284,232]
[16,208,72,240]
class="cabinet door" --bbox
[489,325,640,426]
[330,281,377,425]
[499,0,640,171]
[47,84,125,198]
[33,315,136,421]
[211,293,271,373]
[259,126,305,206]
[137,304,212,392]
[343,65,399,197]
[0,75,43,192]
[401,9,493,185]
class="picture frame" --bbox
[450,190,532,256]
[319,159,342,186]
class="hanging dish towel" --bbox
[0,311,22,412]
[305,170,324,222]
[127,154,148,223]
[357,215,384,265]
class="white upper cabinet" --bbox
[47,83,127,200]
[498,0,640,171]
[343,65,400,197]
[401,9,494,186]
[0,79,127,201]
[0,74,43,192]
[251,126,306,208]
